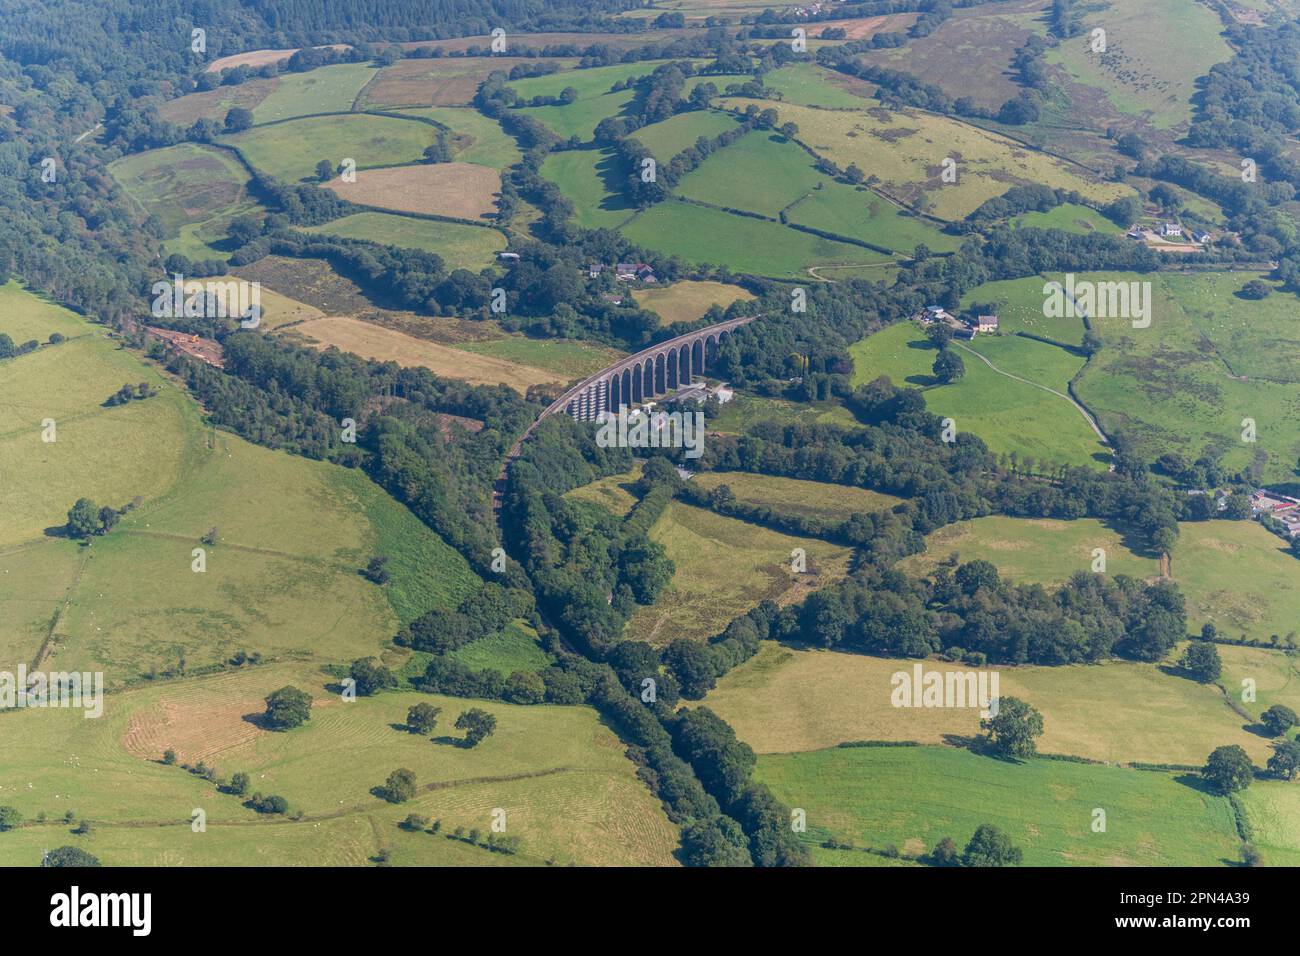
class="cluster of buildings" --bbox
[915,305,999,339]
[1251,489,1300,537]
[589,262,658,283]
[1126,223,1213,244]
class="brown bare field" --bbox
[203,44,350,74]
[158,80,277,124]
[362,57,567,107]
[324,163,501,220]
[287,316,564,391]
[824,12,920,39]
[396,30,698,53]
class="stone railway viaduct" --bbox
[494,314,757,510]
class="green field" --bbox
[1172,520,1300,643]
[691,471,903,522]
[399,106,523,169]
[716,98,1133,220]
[1072,271,1300,481]
[109,143,258,259]
[562,465,643,518]
[849,322,1108,469]
[757,745,1241,866]
[631,280,755,326]
[510,62,652,142]
[539,149,636,229]
[706,642,1275,764]
[959,274,1087,344]
[0,662,678,867]
[708,394,860,433]
[901,513,1300,644]
[449,621,554,673]
[786,181,962,254]
[630,109,740,159]
[0,286,480,680]
[676,128,824,217]
[253,63,379,123]
[625,500,854,643]
[621,200,890,278]
[1014,203,1123,236]
[224,113,433,182]
[760,63,877,109]
[300,213,506,270]
[457,335,622,378]
[0,281,92,343]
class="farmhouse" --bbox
[589,264,604,278]
[610,262,657,283]
[973,314,999,333]
[1158,222,1182,238]
[1191,230,1212,244]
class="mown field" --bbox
[109,143,258,259]
[849,321,1108,469]
[621,200,890,278]
[252,63,378,123]
[706,642,1274,765]
[0,662,678,867]
[283,316,562,392]
[1073,271,1300,482]
[224,113,433,182]
[1014,203,1124,236]
[631,280,754,326]
[691,471,903,522]
[715,98,1133,220]
[364,58,569,109]
[299,212,505,269]
[756,745,1243,866]
[625,500,854,643]
[324,163,502,220]
[760,63,878,109]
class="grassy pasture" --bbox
[324,163,501,220]
[0,662,677,867]
[109,143,257,259]
[562,464,643,519]
[1072,271,1300,482]
[456,336,622,379]
[1014,203,1123,236]
[0,281,91,343]
[1171,520,1300,643]
[620,200,890,278]
[631,280,755,325]
[675,128,822,217]
[299,212,505,269]
[224,114,432,182]
[715,99,1133,220]
[631,108,740,159]
[707,643,1273,765]
[539,149,636,229]
[398,107,523,169]
[450,621,553,673]
[1047,0,1231,132]
[958,274,1087,344]
[761,63,878,109]
[625,501,854,643]
[690,471,903,522]
[757,745,1241,866]
[786,181,962,254]
[285,316,561,392]
[707,394,860,433]
[849,322,1107,468]
[898,515,1160,584]
[252,63,378,123]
